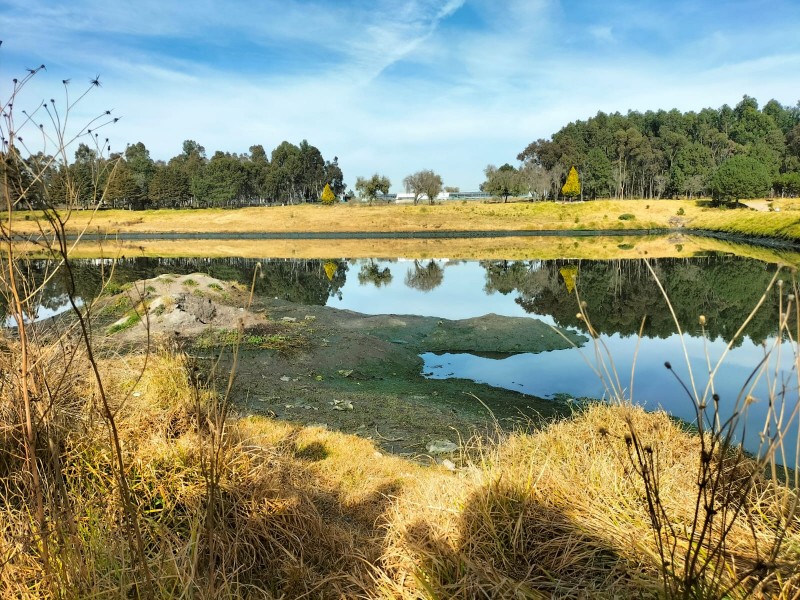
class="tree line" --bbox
[4,138,346,209]
[485,95,800,202]
[7,93,800,210]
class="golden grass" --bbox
[2,345,797,598]
[8,200,798,268]
[690,206,800,240]
[378,403,800,599]
[7,198,794,236]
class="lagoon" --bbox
[10,253,799,456]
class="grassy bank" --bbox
[8,199,800,268]
[8,198,800,243]
[44,233,799,268]
[1,347,797,598]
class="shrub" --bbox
[618,213,635,221]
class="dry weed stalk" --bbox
[572,260,800,599]
[1,58,156,596]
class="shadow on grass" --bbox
[389,480,662,598]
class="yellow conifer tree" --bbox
[324,261,338,281]
[561,166,581,201]
[321,183,337,205]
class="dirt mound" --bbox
[106,273,266,344]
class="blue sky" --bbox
[2,0,799,192]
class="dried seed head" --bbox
[664,361,672,370]
[788,294,796,302]
[580,300,588,308]
[576,313,583,320]
[698,315,706,326]
[777,279,784,288]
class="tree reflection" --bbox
[404,260,444,292]
[6,256,793,346]
[2,257,350,321]
[358,260,393,288]
[481,257,789,345]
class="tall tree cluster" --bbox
[13,138,346,210]
[517,95,800,200]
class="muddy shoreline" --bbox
[102,273,589,456]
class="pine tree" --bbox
[561,166,581,201]
[321,183,337,205]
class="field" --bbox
[8,198,800,242]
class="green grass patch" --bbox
[618,213,636,221]
[194,323,310,354]
[107,312,141,334]
[100,294,133,318]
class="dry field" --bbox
[9,198,798,238]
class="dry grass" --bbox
[690,204,800,240]
[2,344,797,599]
[9,201,679,235]
[378,404,800,599]
[6,198,795,237]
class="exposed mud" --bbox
[103,273,588,457]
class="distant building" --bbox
[393,191,490,204]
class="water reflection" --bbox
[5,255,793,344]
[3,255,797,456]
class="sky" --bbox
[2,0,800,192]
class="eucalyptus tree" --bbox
[355,174,391,204]
[403,169,443,204]
[324,156,345,197]
[124,142,155,200]
[358,260,393,287]
[202,151,248,206]
[405,260,444,291]
[581,149,614,199]
[245,144,271,201]
[481,164,525,202]
[520,162,552,200]
[268,141,302,203]
[169,140,207,205]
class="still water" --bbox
[328,258,798,456]
[10,255,799,456]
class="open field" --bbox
[8,198,800,242]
